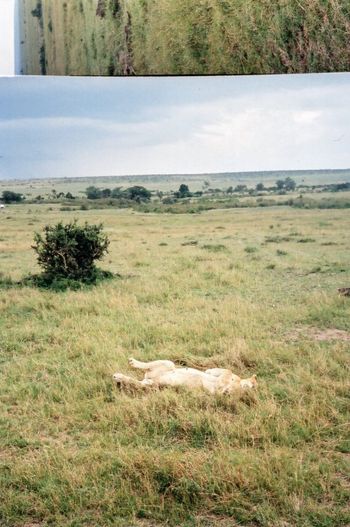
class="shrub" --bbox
[202,244,227,252]
[182,240,198,246]
[31,1,42,18]
[234,185,248,192]
[244,246,258,253]
[162,197,177,205]
[85,186,102,199]
[297,238,316,243]
[276,177,296,191]
[111,187,124,198]
[175,184,192,198]
[32,221,110,284]
[265,235,291,243]
[125,186,151,202]
[1,191,24,203]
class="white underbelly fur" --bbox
[157,368,217,391]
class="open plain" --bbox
[0,200,349,526]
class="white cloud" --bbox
[293,111,322,124]
[0,0,15,75]
[1,74,350,178]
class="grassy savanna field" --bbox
[19,0,350,75]
[1,203,350,526]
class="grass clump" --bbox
[201,244,228,253]
[182,240,198,246]
[297,237,316,243]
[245,246,258,253]
[265,235,291,243]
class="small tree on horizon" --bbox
[176,184,191,198]
[275,177,296,191]
[125,186,151,201]
[234,184,247,193]
[284,177,296,191]
[85,186,102,199]
[111,187,124,198]
[101,188,112,198]
[1,191,24,203]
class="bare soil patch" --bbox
[288,327,350,341]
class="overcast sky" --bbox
[0,73,349,180]
[0,0,15,75]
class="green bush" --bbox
[124,186,151,202]
[1,191,24,203]
[85,186,103,199]
[175,184,192,198]
[32,221,110,284]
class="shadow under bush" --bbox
[21,268,116,291]
[0,269,117,292]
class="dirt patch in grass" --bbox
[288,327,350,341]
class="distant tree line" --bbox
[228,177,297,194]
[224,177,350,195]
[85,185,152,202]
[2,178,349,209]
[308,182,350,192]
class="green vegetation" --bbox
[0,198,349,526]
[2,174,350,217]
[2,169,349,196]
[276,177,297,191]
[85,185,151,202]
[30,0,42,20]
[20,0,350,75]
[30,221,112,289]
[175,184,192,198]
[124,185,152,202]
[1,190,24,203]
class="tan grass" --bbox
[19,0,350,75]
[0,204,349,526]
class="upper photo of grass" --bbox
[17,0,350,75]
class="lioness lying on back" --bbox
[113,358,257,394]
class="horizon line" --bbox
[1,167,350,183]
